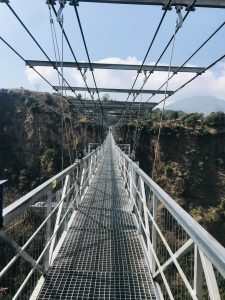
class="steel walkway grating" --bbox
[37,138,156,299]
[38,270,156,300]
[72,207,136,230]
[51,230,149,273]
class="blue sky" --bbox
[0,1,225,103]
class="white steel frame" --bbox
[0,143,105,300]
[114,134,225,300]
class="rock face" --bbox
[1,89,225,245]
[134,120,225,245]
[0,89,97,205]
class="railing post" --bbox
[151,194,158,273]
[194,245,203,299]
[44,188,53,272]
[123,157,126,182]
[137,177,144,235]
[49,175,69,265]
[88,156,93,186]
[64,175,71,231]
[128,162,132,198]
[130,167,137,210]
[199,249,221,300]
[139,178,151,255]
[80,159,86,194]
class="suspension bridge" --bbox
[1,0,225,299]
[1,131,225,299]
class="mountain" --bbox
[165,95,225,115]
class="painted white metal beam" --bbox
[25,60,205,73]
[54,86,173,95]
[77,0,225,9]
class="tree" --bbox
[102,93,111,102]
[204,111,225,127]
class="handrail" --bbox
[0,142,105,299]
[3,145,102,226]
[114,133,224,297]
[114,137,225,280]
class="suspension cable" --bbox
[117,0,172,125]
[152,24,177,179]
[0,35,96,126]
[119,29,225,162]
[49,5,85,161]
[5,2,99,124]
[73,5,105,123]
[125,0,172,102]
[132,93,143,157]
[118,0,197,126]
[145,19,225,104]
[50,3,103,130]
[157,52,225,107]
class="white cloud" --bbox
[25,57,225,104]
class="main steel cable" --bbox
[125,0,172,102]
[0,35,95,124]
[6,2,98,123]
[118,0,197,126]
[128,16,225,125]
[49,6,61,83]
[157,52,225,107]
[132,1,197,101]
[50,3,102,128]
[126,39,225,177]
[117,0,172,126]
[49,8,67,168]
[49,6,77,164]
[145,19,225,104]
[152,25,177,180]
[133,93,143,155]
[73,5,106,139]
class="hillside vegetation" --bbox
[0,89,97,206]
[1,90,225,246]
[126,109,225,245]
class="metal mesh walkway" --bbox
[37,138,157,299]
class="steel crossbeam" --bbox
[25,60,205,73]
[71,99,157,109]
[50,0,225,8]
[53,86,173,95]
[77,0,225,9]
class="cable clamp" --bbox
[69,0,79,6]
[46,0,56,5]
[186,3,196,11]
[144,70,148,82]
[83,68,88,80]
[175,5,183,28]
[57,0,66,22]
[162,0,172,10]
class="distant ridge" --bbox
[165,95,225,115]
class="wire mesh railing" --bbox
[115,136,225,300]
[0,144,104,300]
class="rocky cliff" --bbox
[0,89,98,205]
[132,116,225,245]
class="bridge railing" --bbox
[0,144,105,300]
[115,142,225,300]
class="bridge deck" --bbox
[37,138,156,299]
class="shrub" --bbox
[183,113,204,125]
[204,111,225,127]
